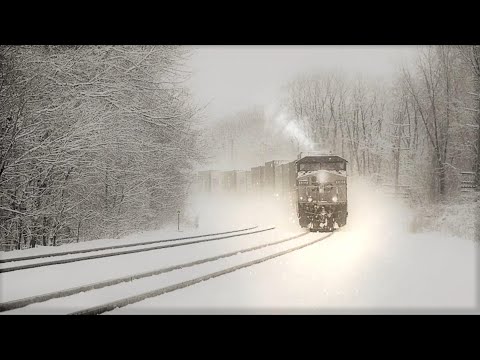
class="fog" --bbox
[1,45,477,315]
[187,45,418,122]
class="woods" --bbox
[0,46,204,249]
[1,45,478,250]
[208,45,479,205]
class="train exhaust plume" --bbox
[265,103,315,152]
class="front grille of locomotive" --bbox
[301,202,337,215]
[298,180,341,203]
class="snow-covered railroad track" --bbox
[0,230,332,314]
[0,226,259,265]
[0,226,273,274]
[71,231,334,315]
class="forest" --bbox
[0,46,205,249]
[210,46,480,207]
[1,45,479,249]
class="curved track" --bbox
[0,226,274,274]
[71,231,334,315]
[0,230,338,314]
[0,226,258,264]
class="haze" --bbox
[187,45,418,121]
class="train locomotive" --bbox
[294,152,348,232]
[195,152,348,232]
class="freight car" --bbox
[264,160,289,196]
[251,166,265,193]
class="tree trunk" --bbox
[476,81,480,190]
[476,118,480,190]
[429,151,437,202]
[105,169,109,211]
[438,158,446,198]
[42,216,47,246]
[17,224,22,250]
[394,150,400,195]
[77,220,81,243]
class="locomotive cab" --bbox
[295,152,348,231]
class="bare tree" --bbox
[400,47,459,199]
[0,46,205,249]
[458,46,480,189]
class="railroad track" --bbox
[0,226,259,264]
[0,226,274,274]
[0,230,335,314]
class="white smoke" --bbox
[265,103,315,152]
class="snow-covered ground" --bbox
[107,229,476,314]
[2,231,317,314]
[0,227,263,271]
[1,179,478,314]
[104,181,477,314]
[0,219,254,261]
[415,194,479,242]
[0,227,281,303]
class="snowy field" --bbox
[1,179,478,314]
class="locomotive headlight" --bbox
[300,196,304,201]
[307,196,313,202]
[332,195,338,202]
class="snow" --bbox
[1,179,477,314]
[0,220,254,261]
[416,194,479,242]
[0,227,281,305]
[0,227,264,271]
[107,230,475,314]
[3,232,317,314]
[108,181,478,314]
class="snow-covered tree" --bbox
[0,46,205,249]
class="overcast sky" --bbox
[186,45,418,122]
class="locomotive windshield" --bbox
[298,161,346,171]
